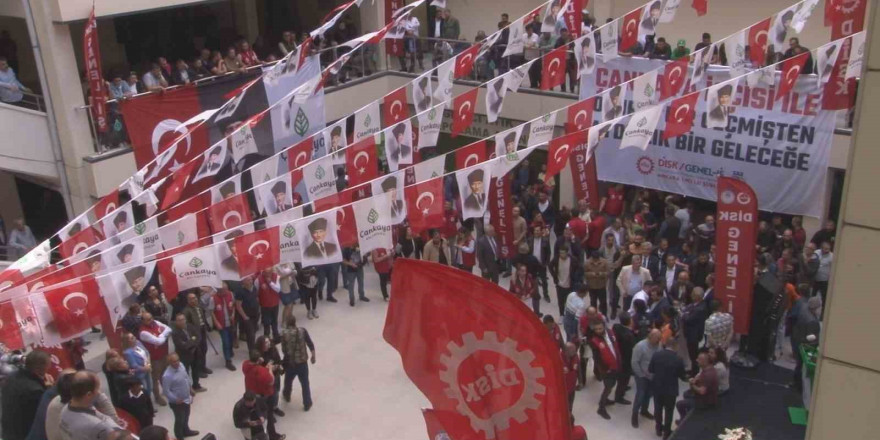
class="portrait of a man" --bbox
[709,84,734,124]
[270,180,292,213]
[463,169,487,213]
[124,266,147,295]
[116,243,135,265]
[222,229,244,275]
[380,176,405,220]
[604,86,623,121]
[303,217,338,259]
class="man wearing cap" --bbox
[303,218,338,260]
[502,132,517,155]
[204,146,223,173]
[113,211,129,234]
[463,169,486,213]
[123,266,147,307]
[380,176,405,220]
[270,181,292,213]
[219,181,237,201]
[117,244,135,265]
[223,230,244,276]
[709,85,733,123]
[604,86,623,121]
[388,123,412,165]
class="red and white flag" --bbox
[714,177,758,334]
[692,0,708,17]
[620,9,642,51]
[566,97,596,133]
[404,177,445,235]
[94,189,120,221]
[383,260,571,440]
[663,92,700,140]
[159,159,199,211]
[286,137,314,172]
[59,226,104,260]
[660,56,689,100]
[234,227,281,277]
[335,206,358,248]
[208,193,253,234]
[455,140,487,170]
[830,0,867,40]
[563,0,585,38]
[541,45,568,91]
[36,345,74,380]
[454,44,481,79]
[747,18,772,67]
[452,88,479,138]
[44,277,104,339]
[546,131,586,184]
[345,137,379,186]
[0,301,23,350]
[384,86,410,128]
[777,52,809,100]
[83,6,108,133]
[0,269,23,292]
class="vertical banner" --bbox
[386,0,405,57]
[489,175,514,259]
[830,0,867,40]
[568,128,599,209]
[714,177,758,335]
[83,6,108,132]
[563,0,584,38]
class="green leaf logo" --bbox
[367,208,379,224]
[294,108,309,136]
[364,114,372,127]
[542,114,552,123]
[263,173,271,182]
[189,257,203,268]
[134,222,146,235]
[177,231,185,245]
[283,224,296,238]
[431,171,439,178]
[644,83,654,98]
[429,108,437,119]
[315,165,326,180]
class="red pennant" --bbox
[335,205,357,247]
[547,131,586,184]
[59,226,104,260]
[114,408,142,435]
[287,137,314,172]
[692,0,708,17]
[620,9,642,51]
[566,97,596,133]
[345,137,378,186]
[455,140,487,170]
[44,277,104,339]
[383,260,571,440]
[747,18,771,67]
[454,44,481,79]
[452,88,479,138]
[715,177,759,334]
[0,301,23,350]
[660,57,690,100]
[94,189,120,221]
[777,52,809,100]
[23,265,57,292]
[297,38,313,72]
[542,45,568,90]
[234,226,281,278]
[0,268,24,291]
[207,193,252,233]
[383,86,409,127]
[160,160,199,211]
[404,177,445,235]
[663,92,700,140]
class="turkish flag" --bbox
[541,45,568,91]
[454,44,481,79]
[286,138,314,172]
[0,268,24,292]
[160,159,199,211]
[383,260,572,440]
[748,18,771,67]
[452,88,479,138]
[59,226,104,260]
[404,177,444,235]
[44,277,104,339]
[620,9,642,51]
[0,301,23,350]
[384,86,409,128]
[208,193,253,233]
[692,0,708,17]
[345,137,378,186]
[94,189,120,221]
[336,205,358,247]
[660,57,689,100]
[546,131,586,184]
[777,52,809,101]
[565,97,596,133]
[455,140,487,170]
[314,186,354,213]
[663,92,700,140]
[24,265,56,292]
[234,226,281,277]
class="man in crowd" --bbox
[477,225,503,283]
[584,250,610,315]
[682,288,709,374]
[631,329,661,428]
[242,350,285,440]
[0,56,32,106]
[649,339,687,439]
[183,293,213,379]
[59,371,121,439]
[1,350,51,440]
[616,254,652,315]
[586,319,622,420]
[171,312,206,392]
[675,352,719,420]
[162,353,198,439]
[612,312,636,405]
[138,312,172,406]
[256,268,283,339]
[8,218,36,259]
[791,296,822,390]
[551,246,580,316]
[233,391,269,440]
[236,276,261,352]
[813,241,833,310]
[281,316,316,411]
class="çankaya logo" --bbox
[283,224,296,238]
[637,117,648,128]
[364,114,372,128]
[134,223,147,235]
[189,257,203,268]
[294,108,310,137]
[367,208,380,224]
[315,165,326,180]
[440,332,545,439]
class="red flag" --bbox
[59,226,104,260]
[314,187,354,213]
[831,0,867,39]
[660,57,689,100]
[620,9,642,51]
[692,0,708,17]
[422,409,458,440]
[384,86,409,127]
[385,0,405,57]
[0,301,23,350]
[94,189,120,221]
[489,175,515,259]
[114,408,142,435]
[83,7,108,133]
[0,269,24,292]
[455,140,487,170]
[747,18,771,67]
[565,97,595,133]
[24,265,57,292]
[563,0,585,38]
[714,177,758,334]
[825,0,837,26]
[404,177,445,235]
[663,92,700,140]
[822,39,857,110]
[44,277,104,339]
[208,193,252,233]
[777,52,809,100]
[287,137,314,172]
[336,205,358,247]
[452,88,479,138]
[383,260,571,440]
[454,44,481,79]
[345,137,378,186]
[546,131,586,184]
[569,139,600,210]
[234,227,281,278]
[541,46,568,91]
[160,159,199,211]
[165,193,211,239]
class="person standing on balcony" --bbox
[141,64,168,92]
[8,218,36,259]
[0,56,31,105]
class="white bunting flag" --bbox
[494,125,525,159]
[417,104,443,149]
[620,105,663,151]
[659,0,681,23]
[323,119,348,166]
[159,213,199,251]
[639,1,662,43]
[791,0,820,34]
[575,33,597,77]
[265,205,305,263]
[192,142,228,183]
[601,19,619,62]
[302,154,338,201]
[690,43,714,88]
[600,85,625,123]
[845,32,866,80]
[632,70,659,111]
[371,172,407,225]
[257,173,295,216]
[384,120,414,171]
[816,40,842,87]
[354,101,382,142]
[502,18,527,58]
[173,246,222,291]
[706,79,740,129]
[353,196,395,254]
[413,72,433,114]
[413,154,446,182]
[728,30,749,79]
[528,112,558,147]
[434,58,455,106]
[211,173,242,204]
[297,212,343,267]
[486,76,509,123]
[456,163,493,220]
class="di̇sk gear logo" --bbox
[439,332,545,439]
[636,156,655,175]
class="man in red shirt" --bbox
[212,283,237,371]
[601,183,625,220]
[371,247,394,300]
[563,342,579,411]
[567,212,588,247]
[586,319,621,420]
[586,209,607,253]
[257,269,281,342]
[243,350,286,440]
[442,200,459,239]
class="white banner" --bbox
[302,154,338,201]
[417,105,443,149]
[528,112,559,147]
[266,57,326,155]
[173,246,222,291]
[265,206,305,263]
[159,213,199,251]
[413,155,446,182]
[354,101,381,142]
[353,197,394,254]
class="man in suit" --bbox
[223,230,244,276]
[463,169,487,214]
[708,84,733,123]
[303,217,338,260]
[388,123,412,165]
[171,312,205,391]
[550,246,581,316]
[617,254,652,314]
[658,253,682,294]
[612,312,636,405]
[648,338,687,438]
[476,225,502,283]
[682,288,710,374]
[380,176,405,220]
[640,1,662,35]
[270,181,292,213]
[669,271,695,304]
[527,225,552,301]
[117,243,135,265]
[791,296,821,390]
[604,86,623,121]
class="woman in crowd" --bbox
[143,285,171,324]
[509,263,539,315]
[398,226,423,259]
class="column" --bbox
[232,0,260,44]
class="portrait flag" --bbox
[44,277,104,339]
[541,45,568,91]
[345,137,379,186]
[456,163,493,220]
[660,56,689,100]
[748,18,772,67]
[791,0,820,34]
[565,97,595,134]
[383,86,409,127]
[383,260,571,440]
[486,76,509,123]
[412,72,434,114]
[663,92,700,140]
[454,43,481,79]
[574,32,597,77]
[620,9,642,51]
[234,226,281,277]
[546,131,586,184]
[207,193,253,234]
[455,140,487,171]
[714,177,758,334]
[705,79,739,129]
[404,177,445,235]
[619,105,663,151]
[816,40,843,88]
[452,88,479,138]
[692,0,708,17]
[777,52,810,100]
[94,189,120,221]
[690,42,714,88]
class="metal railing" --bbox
[2,91,47,113]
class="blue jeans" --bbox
[316,263,340,298]
[344,268,365,301]
[218,327,234,361]
[283,362,312,407]
[563,312,579,343]
[633,376,653,416]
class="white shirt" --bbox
[434,20,442,37]
[665,267,676,292]
[404,17,421,33]
[532,237,542,260]
[565,292,587,318]
[523,33,541,60]
[629,289,649,315]
[557,257,571,288]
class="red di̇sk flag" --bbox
[563,0,585,38]
[94,189,120,221]
[566,97,595,133]
[747,18,771,67]
[660,57,689,100]
[383,260,572,440]
[234,226,281,278]
[336,205,358,248]
[663,92,700,140]
[452,88,479,138]
[455,140,487,170]
[83,7,108,133]
[541,46,568,91]
[692,0,708,17]
[620,9,642,51]
[830,0,867,39]
[208,193,253,234]
[59,226,104,260]
[454,44,482,79]
[44,277,105,339]
[546,131,586,184]
[286,138,314,172]
[777,52,809,100]
[489,175,515,259]
[404,177,445,235]
[384,86,410,128]
[345,137,379,186]
[714,177,758,334]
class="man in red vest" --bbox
[212,282,237,371]
[371,247,394,300]
[586,318,622,420]
[138,311,172,407]
[256,268,282,343]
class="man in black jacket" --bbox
[648,341,687,439]
[682,288,710,374]
[233,391,269,439]
[171,313,205,391]
[1,349,51,440]
[118,376,155,428]
[527,225,551,301]
[612,312,636,404]
[476,225,502,283]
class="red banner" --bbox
[565,97,595,133]
[777,52,809,101]
[83,7,108,133]
[405,177,445,235]
[830,0,867,40]
[563,0,585,38]
[714,177,758,335]
[747,18,771,67]
[44,277,104,339]
[620,9,642,51]
[383,86,409,128]
[547,131,584,184]
[822,38,856,110]
[659,57,689,101]
[386,0,405,57]
[454,44,481,79]
[541,46,568,91]
[489,175,514,259]
[663,92,699,140]
[345,137,379,186]
[452,88,479,137]
[568,127,599,210]
[383,260,571,440]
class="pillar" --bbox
[232,0,260,43]
[359,0,388,71]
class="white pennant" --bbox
[620,105,663,151]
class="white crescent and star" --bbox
[459,101,472,120]
[222,211,243,229]
[416,192,435,215]
[248,240,271,260]
[104,203,117,216]
[755,30,768,46]
[463,154,480,167]
[353,151,370,174]
[574,110,589,128]
[337,209,346,226]
[458,53,474,70]
[669,66,683,84]
[294,151,309,167]
[625,19,637,35]
[785,65,802,82]
[554,144,571,164]
[549,58,561,76]
[390,100,403,118]
[62,292,89,316]
[72,242,89,256]
[674,104,691,122]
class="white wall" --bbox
[0,103,59,180]
[444,0,538,41]
[48,0,213,22]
